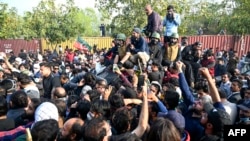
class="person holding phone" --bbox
[162,5,181,44]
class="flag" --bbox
[73,36,92,51]
[73,41,87,51]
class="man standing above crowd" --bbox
[163,5,181,44]
[144,4,163,37]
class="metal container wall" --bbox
[186,35,249,57]
[0,35,249,57]
[84,37,113,49]
[0,39,41,55]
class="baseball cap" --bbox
[24,89,40,99]
[151,81,162,91]
[164,110,185,130]
[133,28,141,34]
[81,85,92,96]
[15,57,22,65]
[238,100,250,111]
[207,108,232,134]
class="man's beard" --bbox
[116,43,123,48]
[56,132,71,141]
[190,108,202,116]
[169,41,177,46]
[150,39,158,45]
[131,35,137,41]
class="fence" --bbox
[0,35,249,57]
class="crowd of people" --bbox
[0,3,249,141]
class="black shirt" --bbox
[42,73,61,99]
[147,11,162,33]
[0,118,15,131]
[18,52,27,60]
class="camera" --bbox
[142,27,150,37]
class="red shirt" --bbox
[163,71,179,83]
[66,52,74,63]
[201,56,215,77]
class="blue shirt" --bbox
[163,13,181,36]
[131,36,149,54]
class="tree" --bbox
[96,0,246,36]
[95,0,207,36]
[96,0,168,36]
[22,11,38,40]
[0,3,22,39]
[81,8,101,37]
[219,0,250,35]
[23,0,100,47]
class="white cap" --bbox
[15,57,22,65]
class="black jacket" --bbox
[148,43,162,63]
[181,45,200,62]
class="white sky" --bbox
[0,0,97,15]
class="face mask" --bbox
[65,69,70,73]
[116,42,121,48]
[151,39,158,45]
[87,112,94,120]
[170,40,177,45]
[115,40,123,48]
[240,117,250,123]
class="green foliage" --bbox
[0,0,249,40]
[96,0,250,36]
[0,0,101,43]
[0,3,23,39]
[219,0,250,35]
[27,0,88,44]
[81,8,101,37]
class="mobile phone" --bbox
[113,64,118,72]
[138,75,145,89]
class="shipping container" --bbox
[0,35,250,58]
[0,39,41,56]
[186,35,249,57]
